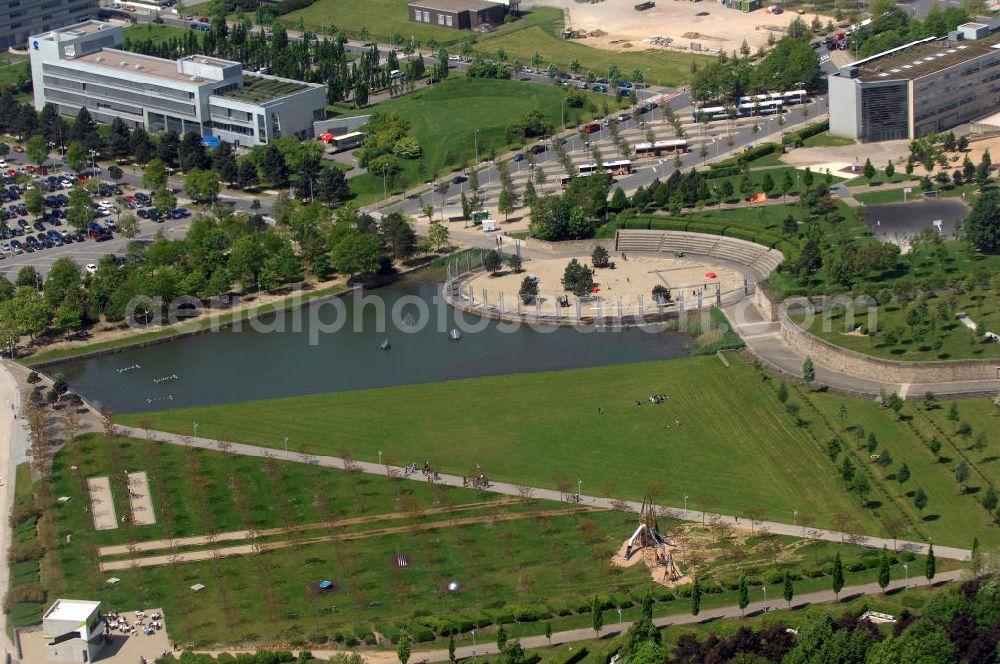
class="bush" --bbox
[408,625,435,642]
[7,541,41,563]
[765,570,785,585]
[26,371,39,384]
[846,560,867,572]
[782,119,830,146]
[652,586,675,602]
[899,550,916,562]
[558,648,589,664]
[674,583,693,597]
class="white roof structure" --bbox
[44,599,100,623]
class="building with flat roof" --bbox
[829,21,1000,142]
[408,0,508,30]
[42,599,107,662]
[0,0,97,50]
[29,20,326,147]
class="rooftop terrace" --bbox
[216,75,312,103]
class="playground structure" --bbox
[614,496,684,586]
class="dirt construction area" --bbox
[465,253,745,314]
[563,0,833,53]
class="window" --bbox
[446,15,453,26]
[438,13,445,25]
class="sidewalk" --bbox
[114,425,970,562]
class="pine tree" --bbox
[496,624,507,650]
[878,547,891,592]
[448,634,456,662]
[737,572,749,615]
[783,571,794,607]
[691,577,702,615]
[925,544,936,581]
[832,553,844,599]
[802,357,815,383]
[591,595,603,635]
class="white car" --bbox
[0,160,7,168]
[0,242,10,253]
[448,55,462,62]
[84,263,98,274]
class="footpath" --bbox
[0,362,29,662]
[115,425,969,562]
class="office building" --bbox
[29,20,326,147]
[0,0,97,50]
[829,22,1000,142]
[408,0,508,30]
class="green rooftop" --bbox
[218,75,310,103]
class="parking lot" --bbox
[0,160,192,279]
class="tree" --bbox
[953,461,970,492]
[66,187,94,233]
[427,222,449,251]
[863,158,876,181]
[380,213,417,259]
[925,544,936,581]
[483,249,502,275]
[108,117,131,162]
[897,462,910,487]
[885,161,895,179]
[116,213,139,239]
[544,622,552,646]
[591,595,603,635]
[877,547,890,592]
[25,187,43,219]
[66,141,87,174]
[262,144,289,188]
[448,635,456,662]
[832,553,844,599]
[783,571,794,608]
[497,187,514,222]
[519,276,539,304]
[561,258,594,297]
[108,165,123,184]
[737,572,749,615]
[496,624,507,650]
[154,186,176,213]
[237,160,259,189]
[691,577,702,615]
[964,187,1000,252]
[331,229,381,277]
[802,356,815,383]
[143,158,168,191]
[397,636,411,664]
[591,245,610,268]
[315,167,349,205]
[25,135,48,167]
[913,487,928,516]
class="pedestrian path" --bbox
[114,425,970,562]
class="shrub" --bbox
[846,560,867,572]
[26,371,39,383]
[558,648,589,664]
[7,541,42,563]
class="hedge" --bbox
[782,119,830,146]
[557,647,590,664]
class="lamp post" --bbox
[577,478,582,501]
[193,422,198,438]
[617,607,622,633]
[762,585,767,611]
[378,448,383,465]
[903,563,909,591]
[793,509,798,527]
[381,169,387,207]
[683,494,688,511]
[471,628,476,662]
[283,434,289,453]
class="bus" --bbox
[633,139,688,157]
[582,121,601,134]
[737,99,784,116]
[577,160,633,175]
[782,89,808,105]
[692,106,734,121]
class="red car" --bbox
[198,16,209,23]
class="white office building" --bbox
[42,599,107,663]
[29,20,327,147]
[0,0,97,50]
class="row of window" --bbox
[411,9,453,26]
[44,63,195,102]
[43,74,197,117]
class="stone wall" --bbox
[777,307,1000,383]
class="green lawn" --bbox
[123,24,189,45]
[854,188,919,205]
[0,54,28,89]
[280,0,465,46]
[918,398,1000,489]
[791,288,1000,361]
[473,7,709,87]
[801,131,856,148]
[845,172,920,187]
[36,433,950,647]
[348,77,602,204]
[123,355,887,535]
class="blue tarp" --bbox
[201,136,221,149]
[318,580,333,589]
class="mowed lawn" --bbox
[348,77,600,201]
[474,7,708,87]
[281,0,466,44]
[122,355,875,533]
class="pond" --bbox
[51,275,694,413]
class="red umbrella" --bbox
[705,272,717,279]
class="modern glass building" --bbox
[829,22,1000,143]
[0,0,96,50]
[29,21,327,147]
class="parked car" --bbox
[85,263,98,274]
[529,144,547,154]
[592,85,608,93]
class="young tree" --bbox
[591,245,610,268]
[519,276,539,304]
[913,487,928,516]
[896,463,910,487]
[877,547,891,592]
[863,158,876,181]
[953,460,970,492]
[25,134,48,167]
[591,595,603,635]
[783,571,794,608]
[448,635,456,662]
[802,356,815,383]
[691,577,702,615]
[925,544,936,581]
[737,572,749,615]
[397,636,411,664]
[496,624,507,650]
[832,553,844,599]
[483,249,502,275]
[497,187,514,222]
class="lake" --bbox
[51,276,694,413]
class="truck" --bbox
[582,121,601,134]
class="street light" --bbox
[683,494,688,511]
[283,434,289,453]
[617,607,622,633]
[471,628,477,662]
[193,422,198,438]
[903,563,909,591]
[577,478,582,500]
[793,509,798,527]
[378,448,383,465]
[762,585,767,611]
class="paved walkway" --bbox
[0,362,29,661]
[115,425,970,562]
[192,570,963,663]
[722,299,1000,399]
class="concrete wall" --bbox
[777,306,1000,383]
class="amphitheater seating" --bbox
[615,229,783,278]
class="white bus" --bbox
[633,139,688,157]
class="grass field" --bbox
[791,288,1000,361]
[801,132,856,148]
[33,433,950,647]
[348,77,603,204]
[845,172,920,187]
[0,53,28,90]
[123,24,189,45]
[123,355,886,535]
[280,0,464,46]
[853,188,918,205]
[472,8,708,88]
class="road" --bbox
[115,423,970,562]
[0,362,29,662]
